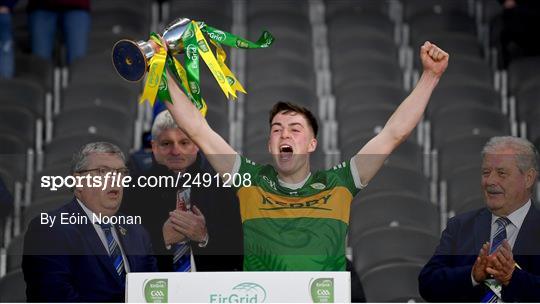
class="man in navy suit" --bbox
[419,136,540,302]
[22,142,157,302]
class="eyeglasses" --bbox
[77,167,130,176]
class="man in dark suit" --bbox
[419,136,540,302]
[121,110,243,272]
[22,142,157,302]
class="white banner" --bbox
[126,271,350,303]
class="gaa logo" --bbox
[198,40,209,53]
[147,64,160,88]
[186,44,198,61]
[310,278,334,303]
[144,279,168,303]
[236,39,249,48]
[189,81,200,94]
[189,60,199,71]
[158,75,168,91]
[208,30,226,42]
[182,28,194,40]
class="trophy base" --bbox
[112,40,148,82]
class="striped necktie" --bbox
[172,242,191,272]
[100,223,126,281]
[482,217,512,303]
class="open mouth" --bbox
[279,144,293,161]
[107,189,120,198]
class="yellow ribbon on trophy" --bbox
[192,21,240,99]
[139,34,208,117]
[138,21,274,110]
[139,47,167,107]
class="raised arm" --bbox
[354,41,449,184]
[164,68,237,176]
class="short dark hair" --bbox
[269,101,319,137]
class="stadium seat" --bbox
[248,11,311,40]
[6,234,24,273]
[0,134,29,185]
[427,83,500,118]
[445,165,484,215]
[0,106,37,148]
[92,8,150,36]
[350,193,439,237]
[62,82,139,117]
[351,226,438,275]
[432,55,494,87]
[335,82,406,111]
[430,106,510,148]
[402,0,471,21]
[205,107,230,139]
[452,195,486,216]
[324,0,391,20]
[248,0,309,17]
[53,107,134,146]
[330,39,399,72]
[358,165,430,200]
[44,134,130,168]
[338,105,418,146]
[361,262,425,302]
[0,269,26,302]
[340,135,423,173]
[246,57,315,91]
[437,135,492,180]
[245,81,317,114]
[327,8,394,38]
[14,54,54,91]
[246,34,313,66]
[408,12,476,37]
[0,79,46,119]
[168,0,233,31]
[516,78,540,122]
[411,31,482,59]
[332,57,403,90]
[524,109,540,145]
[87,30,140,56]
[69,52,128,86]
[508,56,540,95]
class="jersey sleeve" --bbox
[327,157,367,197]
[230,155,263,191]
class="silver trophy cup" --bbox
[112,18,192,82]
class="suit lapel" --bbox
[513,205,540,256]
[68,199,125,286]
[473,208,492,254]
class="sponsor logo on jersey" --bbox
[260,194,332,210]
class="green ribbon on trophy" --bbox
[112,18,274,117]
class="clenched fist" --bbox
[420,41,449,78]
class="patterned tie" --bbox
[482,217,512,303]
[490,217,511,254]
[100,224,126,281]
[172,242,192,272]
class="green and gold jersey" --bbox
[232,155,363,271]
